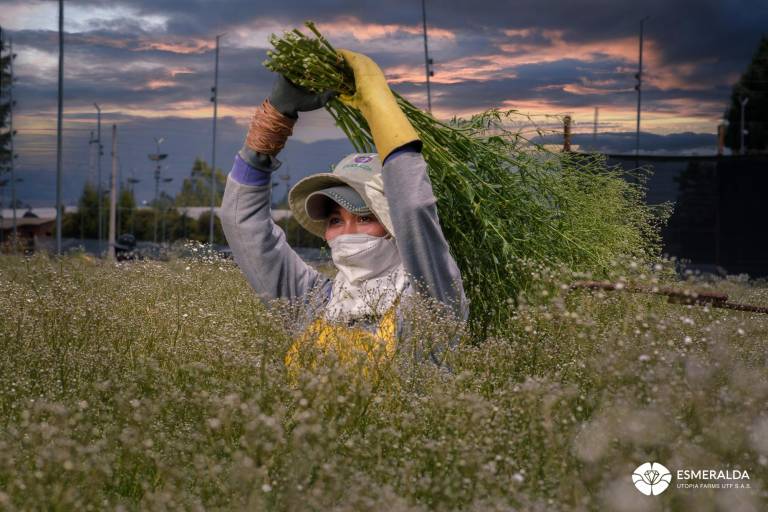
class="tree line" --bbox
[61,157,322,248]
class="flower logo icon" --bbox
[632,462,672,495]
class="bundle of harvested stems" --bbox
[265,22,664,338]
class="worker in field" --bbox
[220,49,467,371]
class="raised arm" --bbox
[382,149,468,321]
[219,76,336,303]
[337,50,468,321]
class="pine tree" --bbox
[76,182,100,238]
[117,185,136,234]
[724,36,768,153]
[63,181,139,238]
[174,157,225,207]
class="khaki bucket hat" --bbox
[288,153,394,239]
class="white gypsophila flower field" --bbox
[0,253,766,511]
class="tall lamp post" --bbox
[209,34,224,245]
[148,137,167,244]
[421,0,434,113]
[94,103,103,254]
[634,16,650,164]
[55,0,64,254]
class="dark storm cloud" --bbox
[63,0,766,66]
[11,27,279,113]
[393,57,637,111]
[5,0,766,208]
[9,0,766,116]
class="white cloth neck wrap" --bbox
[325,233,408,323]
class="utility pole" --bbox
[563,115,572,152]
[88,130,96,181]
[8,37,18,246]
[148,137,167,244]
[634,16,649,160]
[592,107,599,149]
[83,130,96,241]
[108,124,117,260]
[209,34,223,245]
[739,96,749,155]
[55,0,64,254]
[94,102,103,254]
[421,0,434,113]
[717,122,726,156]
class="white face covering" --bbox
[328,233,400,284]
[325,233,409,323]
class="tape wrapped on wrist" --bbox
[244,98,297,157]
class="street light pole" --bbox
[739,96,749,155]
[55,0,64,255]
[209,34,223,245]
[8,37,18,246]
[148,137,167,244]
[421,0,434,113]
[108,124,118,260]
[94,102,103,254]
[634,16,649,160]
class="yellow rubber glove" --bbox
[337,49,420,160]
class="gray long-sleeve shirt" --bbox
[220,148,468,345]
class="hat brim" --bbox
[305,186,372,221]
[289,173,371,239]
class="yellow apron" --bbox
[284,304,398,377]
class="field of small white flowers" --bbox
[0,253,766,511]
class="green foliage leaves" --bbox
[175,158,226,208]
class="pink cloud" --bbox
[134,38,215,55]
[384,29,644,86]
[68,33,133,49]
[169,67,196,77]
[144,79,177,90]
[497,30,642,65]
[503,28,534,38]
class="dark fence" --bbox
[602,154,768,277]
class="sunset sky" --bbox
[1,0,766,205]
